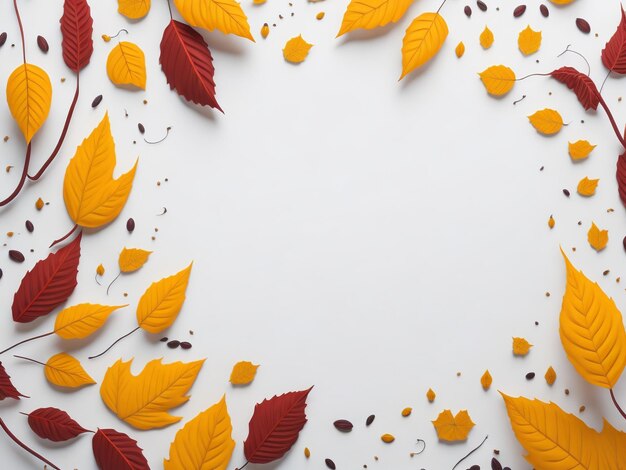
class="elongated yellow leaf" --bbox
[479,65,515,96]
[230,361,259,385]
[118,0,151,19]
[101,358,205,429]
[136,263,193,334]
[337,0,413,37]
[560,251,626,388]
[45,353,96,389]
[54,303,126,340]
[6,64,52,143]
[63,113,138,229]
[479,26,494,49]
[528,108,563,135]
[569,140,596,160]
[173,0,254,41]
[106,42,147,89]
[400,12,448,80]
[587,222,608,252]
[119,248,151,273]
[164,396,235,470]
[518,26,541,55]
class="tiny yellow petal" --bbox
[426,388,436,403]
[261,23,269,39]
[102,34,111,43]
[304,447,311,458]
[545,366,557,385]
[548,215,555,229]
[455,41,465,58]
[96,264,105,276]
[35,197,44,210]
[401,407,412,417]
[480,370,492,390]
[316,11,325,20]
[381,433,395,443]
[480,26,494,49]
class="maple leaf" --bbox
[432,410,474,442]
[587,223,609,252]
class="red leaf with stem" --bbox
[617,152,626,207]
[603,6,626,74]
[550,67,600,111]
[92,428,150,470]
[0,362,26,400]
[244,387,313,464]
[25,407,90,442]
[11,232,82,323]
[60,0,93,73]
[159,19,222,111]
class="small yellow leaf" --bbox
[479,26,494,49]
[119,247,152,273]
[479,65,515,96]
[381,433,395,443]
[96,264,105,276]
[513,337,532,356]
[400,12,448,80]
[480,370,492,390]
[261,23,269,39]
[432,410,474,442]
[106,42,147,90]
[528,109,563,135]
[55,304,126,340]
[283,35,313,64]
[401,407,412,417]
[173,0,254,41]
[426,388,436,402]
[229,361,259,385]
[45,353,96,389]
[569,140,596,160]
[118,0,151,19]
[577,177,599,197]
[549,0,575,4]
[455,41,465,58]
[545,366,557,385]
[518,26,541,55]
[337,0,413,37]
[548,215,555,229]
[587,222,608,251]
[304,447,311,458]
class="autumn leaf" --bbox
[551,67,600,111]
[101,358,204,430]
[173,0,254,41]
[54,304,126,340]
[25,407,90,442]
[336,0,413,37]
[283,35,313,64]
[43,353,95,389]
[479,65,516,96]
[577,177,599,196]
[426,388,435,402]
[587,222,608,251]
[106,42,147,89]
[528,109,563,135]
[61,0,94,73]
[400,12,448,80]
[479,26,494,49]
[602,6,626,74]
[164,396,235,470]
[569,140,596,160]
[92,428,150,470]
[118,248,151,273]
[230,361,259,385]
[432,410,474,442]
[545,366,557,385]
[118,0,151,20]
[455,41,465,58]
[513,337,532,356]
[0,362,26,400]
[480,370,492,390]
[518,25,541,55]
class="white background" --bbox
[1,0,626,468]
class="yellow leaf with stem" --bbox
[44,353,95,388]
[230,361,259,385]
[528,109,563,135]
[518,26,541,55]
[119,248,151,273]
[479,65,516,96]
[106,42,147,89]
[400,12,448,80]
[480,26,494,49]
[577,177,599,197]
[569,140,596,160]
[118,0,151,19]
[432,410,474,442]
[336,0,413,37]
[173,0,254,41]
[587,223,608,251]
[55,304,126,340]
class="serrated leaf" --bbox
[0,362,26,400]
[577,177,599,196]
[400,12,448,80]
[602,6,626,74]
[569,140,596,160]
[118,0,151,20]
[61,0,94,73]
[173,0,254,41]
[106,42,146,89]
[587,223,609,252]
[26,407,89,442]
[336,0,413,37]
[54,303,126,340]
[518,25,541,55]
[479,65,516,96]
[45,352,95,389]
[551,67,600,111]
[283,35,313,64]
[479,26,494,49]
[432,409,474,442]
[119,248,151,273]
[92,428,149,470]
[618,152,626,207]
[230,361,259,385]
[528,109,563,135]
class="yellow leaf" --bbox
[283,35,313,64]
[336,0,413,37]
[479,26,494,49]
[106,42,147,89]
[6,64,52,143]
[101,358,204,429]
[426,388,436,402]
[381,433,395,443]
[577,177,599,197]
[513,337,532,356]
[560,251,626,388]
[118,0,151,19]
[544,366,557,385]
[528,109,563,135]
[401,407,412,417]
[400,12,448,80]
[480,370,492,390]
[229,361,259,385]
[587,222,608,251]
[54,303,126,340]
[173,0,254,41]
[164,395,235,470]
[550,0,575,4]
[119,248,152,273]
[600,420,626,465]
[569,140,596,160]
[136,263,193,334]
[45,353,96,389]
[548,215,555,229]
[96,264,105,276]
[432,410,474,442]
[63,113,138,229]
[455,41,465,58]
[479,65,516,96]
[518,26,541,55]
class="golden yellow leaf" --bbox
[432,410,474,442]
[96,264,105,276]
[518,26,541,55]
[569,140,596,161]
[45,353,96,389]
[164,396,235,470]
[119,247,151,273]
[587,222,608,251]
[136,263,193,334]
[106,42,147,89]
[548,215,555,229]
[600,420,626,465]
[480,370,492,390]
[261,23,269,39]
[577,177,599,197]
[528,109,563,135]
[549,0,575,4]
[479,26,494,49]
[54,304,126,340]
[400,12,448,80]
[336,0,413,37]
[173,0,254,41]
[426,388,436,402]
[118,0,151,19]
[513,337,532,356]
[455,41,465,58]
[283,35,313,64]
[101,358,204,429]
[545,366,557,385]
[560,251,626,388]
[6,64,52,143]
[479,65,515,96]
[381,433,395,443]
[401,407,412,417]
[229,360,259,385]
[63,113,138,229]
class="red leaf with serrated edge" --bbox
[244,387,313,464]
[617,152,626,207]
[551,67,600,111]
[92,428,149,470]
[11,232,82,323]
[603,6,626,74]
[0,362,26,400]
[159,20,222,111]
[26,407,89,442]
[60,0,94,73]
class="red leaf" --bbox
[617,152,626,207]
[244,387,313,464]
[551,67,600,111]
[159,20,222,111]
[26,407,89,442]
[93,428,149,470]
[60,0,94,73]
[0,362,26,400]
[11,232,82,323]
[603,6,626,74]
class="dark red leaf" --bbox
[60,0,94,73]
[550,67,600,111]
[92,428,149,470]
[0,362,26,400]
[603,7,626,74]
[11,232,82,323]
[617,152,626,207]
[159,20,222,111]
[26,407,89,442]
[244,387,313,464]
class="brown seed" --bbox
[0,268,3,280]
[138,123,145,134]
[25,220,34,233]
[468,466,480,470]
[91,95,103,108]
[37,35,49,53]
[540,4,549,17]
[526,372,536,380]
[325,459,336,470]
[167,340,181,349]
[477,0,487,11]
[366,414,375,426]
[464,5,472,16]
[0,32,7,47]
[513,5,526,17]
[9,250,25,263]
[492,458,503,470]
[180,341,192,350]
[576,18,591,34]
[563,189,570,197]
[160,337,168,342]
[126,217,135,232]
[623,235,626,251]
[333,419,353,432]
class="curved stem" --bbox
[517,72,552,81]
[88,327,140,360]
[596,93,626,149]
[436,0,449,14]
[13,355,45,367]
[451,435,488,470]
[13,0,26,64]
[106,272,121,295]
[599,70,611,94]
[49,224,79,248]
[237,462,249,470]
[0,331,53,356]
[0,144,31,207]
[557,44,591,76]
[0,417,60,470]
[166,0,173,19]
[610,389,626,421]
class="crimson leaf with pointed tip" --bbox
[26,408,89,442]
[0,362,26,400]
[159,19,222,111]
[12,232,82,323]
[617,152,626,207]
[60,0,94,73]
[603,6,626,74]
[92,428,149,470]
[244,387,313,464]
[551,67,600,111]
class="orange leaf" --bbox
[432,409,474,442]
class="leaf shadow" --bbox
[399,58,438,89]
[200,30,248,56]
[337,23,399,45]
[35,433,91,450]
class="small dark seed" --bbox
[9,250,24,263]
[36,35,49,53]
[504,468,512,470]
[0,32,7,47]
[160,337,169,342]
[325,458,336,470]
[366,414,375,426]
[468,466,480,470]
[464,5,472,17]
[0,268,3,280]
[492,457,503,470]
[526,372,536,380]
[167,340,181,349]
[513,5,526,17]
[540,4,549,17]
[25,220,34,233]
[180,341,192,350]
[623,235,626,251]
[138,123,145,134]
[576,18,591,34]
[563,189,570,197]
[477,0,487,12]
[91,95,103,108]
[126,217,135,232]
[333,419,353,432]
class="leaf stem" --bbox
[596,93,626,149]
[106,272,121,295]
[436,0,449,14]
[516,72,552,81]
[236,462,249,470]
[0,331,54,356]
[451,434,488,470]
[88,327,140,360]
[0,144,31,207]
[610,389,626,421]
[13,355,46,367]
[49,224,79,248]
[13,0,26,64]
[0,417,60,470]
[557,44,591,76]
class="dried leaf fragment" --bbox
[569,140,595,160]
[513,337,532,356]
[481,370,492,390]
[528,109,563,135]
[588,222,608,251]
[230,361,259,385]
[432,410,475,442]
[479,65,516,96]
[518,25,541,55]
[480,26,494,49]
[283,35,312,63]
[577,177,599,197]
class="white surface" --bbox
[1,0,626,468]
